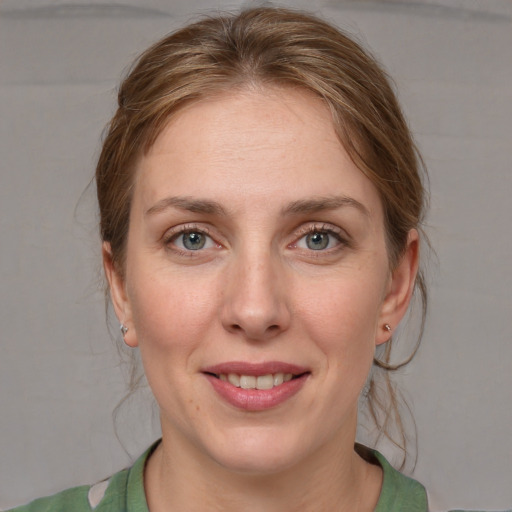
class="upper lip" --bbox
[202,361,309,376]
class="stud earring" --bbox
[120,324,129,336]
[384,324,392,333]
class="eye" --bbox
[172,230,216,251]
[295,228,343,251]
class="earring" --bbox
[120,324,129,336]
[384,324,392,333]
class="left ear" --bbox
[376,229,420,346]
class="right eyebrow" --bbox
[145,196,228,217]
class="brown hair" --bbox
[97,7,428,464]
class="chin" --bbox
[203,427,313,476]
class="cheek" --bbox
[128,270,219,355]
[126,272,221,423]
[296,273,383,369]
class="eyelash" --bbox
[162,223,349,257]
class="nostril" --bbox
[227,322,281,340]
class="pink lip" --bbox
[202,361,310,412]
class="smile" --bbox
[217,373,294,390]
[202,362,310,411]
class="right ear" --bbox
[102,242,138,347]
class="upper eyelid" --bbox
[297,223,339,232]
[293,222,348,239]
[163,223,213,241]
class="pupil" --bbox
[307,232,328,250]
[183,232,205,250]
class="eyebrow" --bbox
[145,196,228,217]
[145,194,369,218]
[282,196,370,217]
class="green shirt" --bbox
[6,442,508,512]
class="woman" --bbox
[7,7,501,512]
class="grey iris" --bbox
[306,232,329,250]
[183,232,206,250]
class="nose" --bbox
[220,250,291,341]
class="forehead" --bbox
[134,87,383,220]
[148,86,339,162]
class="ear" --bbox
[102,242,138,347]
[376,229,420,346]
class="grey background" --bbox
[0,0,511,510]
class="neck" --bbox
[144,428,382,512]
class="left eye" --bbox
[174,231,215,251]
[296,231,340,251]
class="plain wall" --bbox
[1,0,511,510]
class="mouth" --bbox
[202,362,310,411]
[207,372,304,390]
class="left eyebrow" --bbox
[282,196,370,217]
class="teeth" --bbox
[273,373,284,386]
[256,374,274,390]
[240,375,256,389]
[219,372,297,389]
[227,373,240,387]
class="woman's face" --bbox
[106,87,417,474]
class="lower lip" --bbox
[204,374,308,411]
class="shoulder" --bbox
[365,447,511,512]
[4,473,129,512]
[5,442,157,512]
[356,445,511,512]
[4,484,94,512]
[358,446,428,512]
[355,443,427,511]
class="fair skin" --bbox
[104,87,419,512]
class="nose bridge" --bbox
[221,242,290,340]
